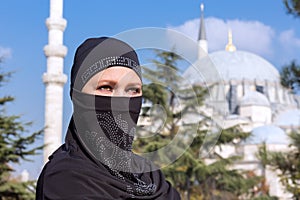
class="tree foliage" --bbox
[280,60,300,93]
[0,59,43,200]
[134,50,272,199]
[283,0,300,17]
[258,131,300,200]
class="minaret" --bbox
[43,0,67,163]
[198,3,208,59]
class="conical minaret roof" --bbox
[198,3,206,41]
[197,3,208,58]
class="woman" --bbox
[36,36,181,200]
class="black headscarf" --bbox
[70,36,142,96]
[36,37,181,200]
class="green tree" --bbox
[283,0,300,17]
[280,60,300,93]
[134,50,271,199]
[0,58,43,200]
[162,126,266,200]
[258,131,300,200]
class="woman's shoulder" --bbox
[43,143,97,173]
[36,143,106,196]
[36,150,114,200]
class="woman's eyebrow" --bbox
[126,83,142,88]
[97,79,117,85]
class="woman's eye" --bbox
[97,85,113,92]
[127,88,141,95]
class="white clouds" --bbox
[277,29,300,65]
[225,19,275,56]
[0,46,12,59]
[168,17,275,56]
[204,17,229,51]
[279,29,300,49]
[167,17,300,67]
[168,18,200,40]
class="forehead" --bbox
[93,66,142,83]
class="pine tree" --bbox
[258,131,300,200]
[283,0,300,17]
[276,3,300,193]
[134,49,270,199]
[280,60,300,93]
[0,58,43,200]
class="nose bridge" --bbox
[112,73,129,96]
[113,87,126,96]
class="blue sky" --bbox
[0,0,299,180]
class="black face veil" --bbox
[71,88,143,172]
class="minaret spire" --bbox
[198,3,208,59]
[43,0,67,163]
[198,3,206,41]
[225,29,236,52]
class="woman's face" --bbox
[82,66,142,97]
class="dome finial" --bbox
[225,28,236,52]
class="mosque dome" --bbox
[244,125,289,145]
[239,91,270,107]
[183,50,280,84]
[274,109,300,127]
[209,50,280,82]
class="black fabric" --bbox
[70,37,142,95]
[71,89,150,175]
[36,36,181,199]
[72,89,141,151]
[36,120,181,200]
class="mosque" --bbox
[42,0,298,199]
[182,4,300,199]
